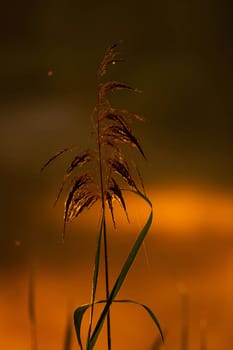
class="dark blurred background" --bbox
[0,1,232,349]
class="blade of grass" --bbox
[87,190,156,349]
[86,215,104,346]
[63,314,72,350]
[73,216,104,350]
[28,267,38,350]
[74,298,163,349]
[74,304,90,350]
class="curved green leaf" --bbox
[74,298,164,349]
[88,190,154,348]
[74,304,90,350]
[74,191,163,350]
[113,299,164,344]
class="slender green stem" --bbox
[102,215,111,349]
[87,216,103,348]
[96,100,112,350]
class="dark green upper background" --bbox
[1,0,232,190]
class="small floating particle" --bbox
[48,70,53,77]
[14,240,21,247]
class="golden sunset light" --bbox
[49,186,232,237]
[1,1,232,349]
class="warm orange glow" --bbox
[2,186,232,350]
[151,187,233,235]
[38,185,233,241]
[112,186,233,236]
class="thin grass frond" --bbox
[108,178,127,212]
[41,146,76,172]
[100,108,145,157]
[63,173,95,235]
[69,191,99,221]
[63,190,99,238]
[54,181,67,206]
[53,151,92,206]
[100,110,129,128]
[106,177,129,226]
[100,108,145,125]
[103,125,145,158]
[99,81,138,101]
[126,110,145,122]
[108,157,138,191]
[97,43,123,81]
[101,139,120,153]
[105,190,116,227]
[66,151,91,175]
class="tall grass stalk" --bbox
[63,314,73,350]
[28,267,38,350]
[96,91,112,348]
[42,43,163,349]
[180,289,189,350]
[200,319,207,350]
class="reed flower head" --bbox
[42,43,146,237]
[42,43,163,350]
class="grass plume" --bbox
[43,43,163,349]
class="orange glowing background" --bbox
[0,1,232,350]
[1,186,232,349]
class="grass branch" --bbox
[96,98,112,349]
[43,43,163,349]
